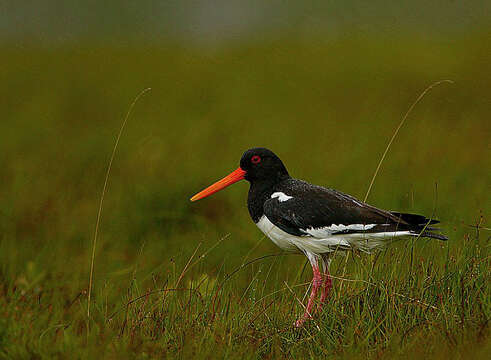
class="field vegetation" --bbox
[0,34,490,358]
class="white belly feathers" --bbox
[255,215,412,254]
[256,215,299,251]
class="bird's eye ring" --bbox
[251,155,261,164]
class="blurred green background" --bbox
[0,2,490,358]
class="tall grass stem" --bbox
[364,80,453,202]
[86,88,152,334]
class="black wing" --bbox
[263,179,446,240]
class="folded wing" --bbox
[263,179,447,241]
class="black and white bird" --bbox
[190,148,447,327]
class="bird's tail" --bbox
[390,211,448,241]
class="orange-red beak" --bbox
[190,167,246,202]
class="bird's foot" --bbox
[294,318,305,328]
[294,314,312,328]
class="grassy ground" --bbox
[0,34,490,358]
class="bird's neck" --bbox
[247,176,289,223]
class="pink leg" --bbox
[295,262,322,328]
[317,270,332,312]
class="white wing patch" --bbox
[271,192,293,202]
[303,224,377,238]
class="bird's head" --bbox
[190,147,289,202]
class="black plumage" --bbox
[240,148,447,242]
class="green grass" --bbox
[0,34,490,359]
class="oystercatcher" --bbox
[190,148,447,327]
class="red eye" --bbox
[251,155,261,164]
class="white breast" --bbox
[256,215,351,253]
[256,215,298,251]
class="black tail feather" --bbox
[391,211,448,241]
[391,211,440,226]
